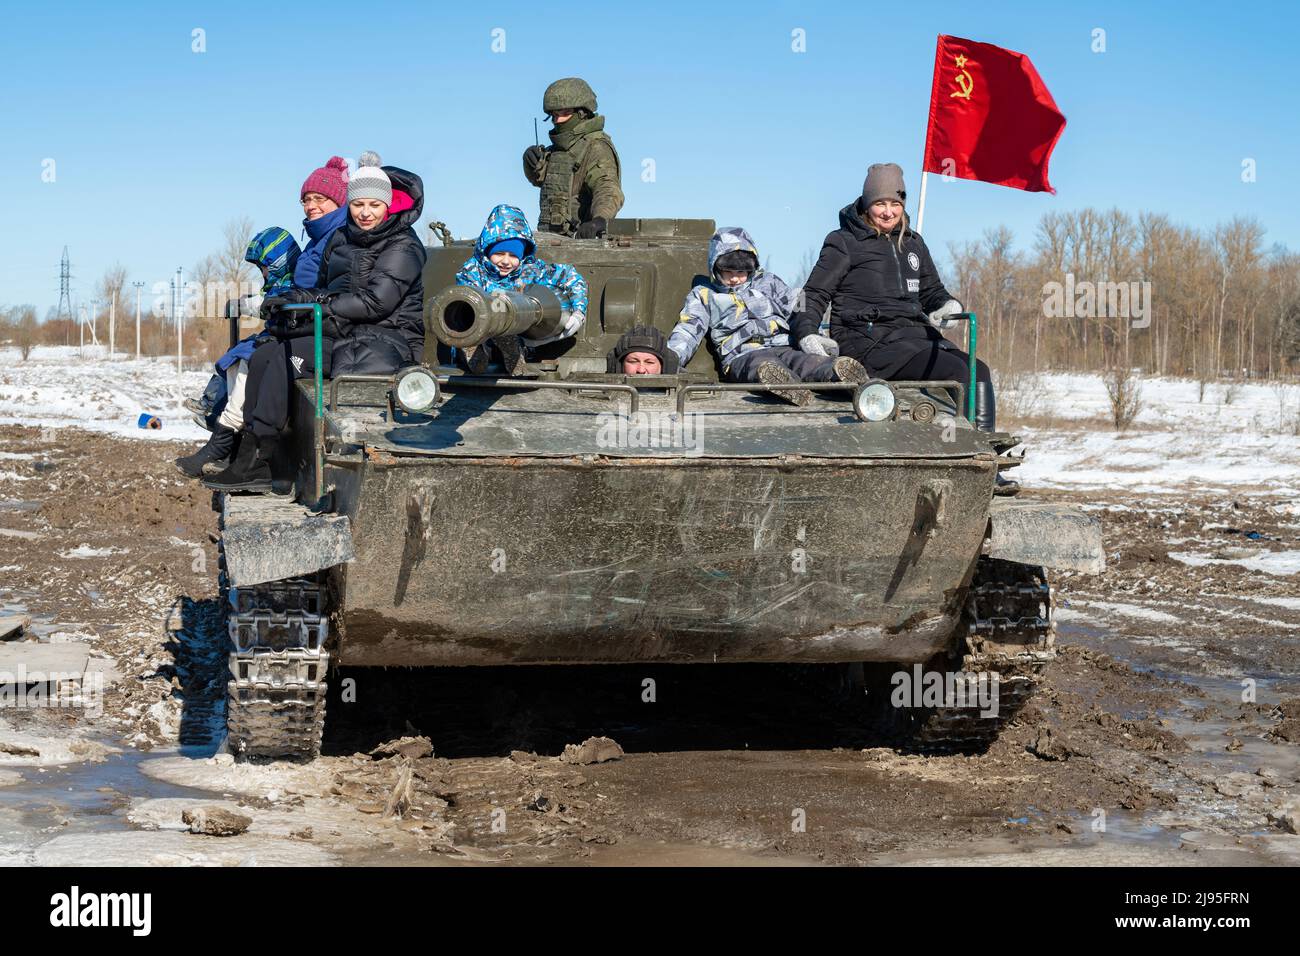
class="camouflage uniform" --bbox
[523,78,624,235]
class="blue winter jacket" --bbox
[455,204,588,345]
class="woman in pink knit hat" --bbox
[295,156,350,288]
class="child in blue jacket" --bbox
[454,204,588,374]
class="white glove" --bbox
[239,294,264,318]
[928,299,963,329]
[799,334,839,357]
[521,310,585,347]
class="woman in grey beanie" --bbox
[788,163,1012,491]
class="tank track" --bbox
[909,557,1055,753]
[218,513,330,760]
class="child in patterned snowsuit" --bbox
[666,227,867,405]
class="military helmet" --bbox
[543,77,597,116]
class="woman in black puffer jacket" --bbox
[790,163,999,439]
[206,152,427,493]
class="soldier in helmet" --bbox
[522,77,624,238]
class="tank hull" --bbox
[330,454,993,666]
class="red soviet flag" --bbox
[922,35,1066,193]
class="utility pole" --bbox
[109,290,117,358]
[88,298,102,348]
[174,267,184,375]
[56,247,73,327]
[132,281,144,360]
[78,305,85,358]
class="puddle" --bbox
[0,743,232,860]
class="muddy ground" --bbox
[1,422,1298,866]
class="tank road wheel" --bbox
[223,571,331,761]
[906,556,1056,754]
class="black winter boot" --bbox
[974,380,996,433]
[174,425,236,479]
[977,380,1020,495]
[201,430,274,494]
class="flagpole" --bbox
[916,171,930,235]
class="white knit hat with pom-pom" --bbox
[348,151,392,205]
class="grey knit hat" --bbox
[348,151,392,205]
[861,163,906,207]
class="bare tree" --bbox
[1103,364,1143,431]
[15,306,38,360]
[214,217,257,311]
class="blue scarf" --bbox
[294,205,348,289]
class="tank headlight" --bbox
[852,382,897,422]
[393,367,440,414]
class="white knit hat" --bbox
[348,151,392,205]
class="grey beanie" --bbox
[861,163,906,207]
[348,150,392,205]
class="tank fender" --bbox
[986,501,1104,574]
[221,495,355,588]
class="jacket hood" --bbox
[245,226,301,292]
[838,200,908,241]
[345,166,425,246]
[708,226,762,286]
[473,204,538,277]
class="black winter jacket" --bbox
[286,166,428,376]
[790,201,959,376]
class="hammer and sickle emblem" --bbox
[950,53,973,100]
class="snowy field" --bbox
[0,347,208,443]
[1003,372,1300,496]
[0,347,1297,497]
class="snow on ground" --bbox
[0,346,207,442]
[1168,549,1300,577]
[0,351,1296,494]
[1007,372,1300,494]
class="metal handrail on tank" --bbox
[327,371,641,416]
[674,379,966,417]
[438,375,642,415]
[944,311,979,424]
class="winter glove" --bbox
[238,294,264,318]
[927,299,964,330]
[575,217,607,239]
[521,310,585,347]
[523,145,547,182]
[259,295,292,320]
[799,334,839,358]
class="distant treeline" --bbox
[937,208,1300,381]
[5,209,1300,380]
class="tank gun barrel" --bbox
[427,284,566,350]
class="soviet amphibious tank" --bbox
[215,217,1103,759]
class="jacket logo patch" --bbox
[907,252,920,271]
[907,279,920,292]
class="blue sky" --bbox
[1,0,1296,313]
